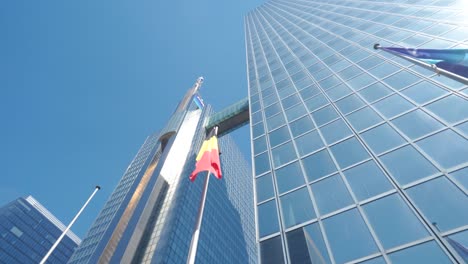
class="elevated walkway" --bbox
[206,98,249,137]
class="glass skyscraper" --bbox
[68,81,256,264]
[0,196,81,263]
[246,0,467,263]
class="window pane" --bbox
[294,130,324,157]
[425,95,468,124]
[389,241,452,264]
[253,122,265,138]
[267,113,286,131]
[416,129,468,169]
[320,119,353,145]
[302,150,337,182]
[324,209,379,263]
[272,142,297,168]
[383,71,421,90]
[290,115,315,137]
[258,200,280,237]
[344,161,393,201]
[363,194,428,249]
[450,167,468,190]
[285,103,308,121]
[347,107,383,132]
[380,145,438,185]
[330,137,370,169]
[407,177,468,232]
[276,162,305,194]
[286,223,331,264]
[392,110,444,140]
[312,174,354,215]
[373,94,415,119]
[269,126,291,148]
[361,123,406,154]
[280,187,316,228]
[305,94,328,112]
[256,173,274,203]
[312,105,339,126]
[254,136,267,155]
[360,257,386,264]
[260,236,285,264]
[255,152,271,175]
[359,82,392,103]
[335,94,366,114]
[401,81,448,105]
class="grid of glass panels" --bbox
[246,0,468,263]
[0,197,79,263]
[68,133,160,263]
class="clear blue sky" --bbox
[0,0,265,238]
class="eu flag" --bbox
[375,44,468,80]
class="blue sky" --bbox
[0,0,264,238]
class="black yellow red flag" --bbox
[189,127,222,182]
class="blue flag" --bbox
[376,45,468,79]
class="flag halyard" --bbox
[189,127,222,182]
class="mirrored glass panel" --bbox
[363,194,428,249]
[302,150,337,182]
[416,129,468,170]
[260,236,285,264]
[312,174,354,215]
[361,123,406,154]
[392,109,443,140]
[258,200,280,237]
[389,241,452,264]
[344,161,393,201]
[272,142,297,168]
[280,187,316,228]
[330,137,370,169]
[256,173,274,203]
[380,145,438,185]
[407,176,468,232]
[286,223,332,264]
[324,209,379,263]
[275,162,306,194]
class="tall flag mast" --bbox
[187,126,222,264]
[40,186,101,264]
[374,44,468,85]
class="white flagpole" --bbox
[186,170,211,264]
[374,44,468,85]
[40,186,101,264]
[187,126,219,264]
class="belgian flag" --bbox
[189,127,222,182]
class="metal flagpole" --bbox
[373,44,468,85]
[186,170,211,264]
[40,186,101,264]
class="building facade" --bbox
[68,82,256,264]
[0,196,81,264]
[245,0,468,263]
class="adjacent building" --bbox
[0,196,81,263]
[246,0,468,263]
[68,80,256,264]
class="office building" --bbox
[246,0,467,263]
[0,196,81,263]
[68,81,256,264]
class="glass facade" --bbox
[68,85,256,263]
[245,1,468,263]
[0,196,80,263]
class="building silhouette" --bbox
[68,81,256,264]
[0,196,81,263]
[246,1,467,263]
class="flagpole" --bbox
[40,186,101,264]
[374,44,468,85]
[186,170,211,264]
